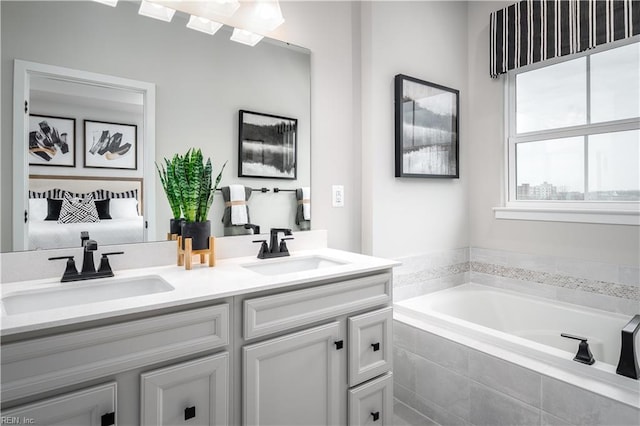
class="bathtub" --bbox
[394,283,640,417]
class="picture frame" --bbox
[84,120,137,170]
[238,110,297,180]
[28,114,76,167]
[394,74,459,178]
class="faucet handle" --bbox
[98,252,123,276]
[561,333,595,365]
[252,240,269,259]
[49,256,79,281]
[279,237,294,254]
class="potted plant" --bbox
[176,148,226,250]
[156,154,184,235]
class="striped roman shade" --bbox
[490,0,640,78]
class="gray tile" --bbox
[394,320,417,352]
[395,382,417,408]
[542,376,640,426]
[410,393,469,426]
[415,355,470,422]
[469,351,541,407]
[555,258,619,284]
[470,382,541,426]
[394,399,439,426]
[507,251,557,274]
[619,266,640,287]
[394,284,419,302]
[415,329,468,376]
[471,272,558,301]
[419,273,468,295]
[470,247,509,266]
[394,346,417,392]
[542,411,574,426]
[555,287,640,316]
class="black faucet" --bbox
[561,333,595,365]
[252,228,294,259]
[244,224,261,235]
[616,314,640,379]
[49,232,124,282]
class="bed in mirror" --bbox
[1,0,311,252]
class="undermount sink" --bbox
[1,275,174,315]
[242,255,347,276]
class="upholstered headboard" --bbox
[29,175,144,214]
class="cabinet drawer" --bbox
[348,373,393,426]
[1,381,116,425]
[141,352,229,426]
[1,304,229,402]
[244,272,391,339]
[348,307,392,386]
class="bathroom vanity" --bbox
[0,248,397,425]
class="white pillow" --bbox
[110,198,139,218]
[28,198,48,221]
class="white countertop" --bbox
[0,248,399,337]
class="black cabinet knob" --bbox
[334,340,344,350]
[101,412,115,426]
[184,406,196,421]
[371,411,380,421]
[371,342,380,351]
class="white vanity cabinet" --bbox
[1,304,230,425]
[1,382,116,426]
[141,352,229,426]
[241,271,394,426]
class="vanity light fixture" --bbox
[187,15,223,35]
[205,0,241,18]
[251,0,285,32]
[93,0,118,6]
[230,28,264,47]
[138,0,176,22]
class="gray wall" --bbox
[466,1,640,266]
[1,0,310,249]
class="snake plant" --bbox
[156,154,182,220]
[174,149,226,223]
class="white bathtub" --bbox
[394,283,640,406]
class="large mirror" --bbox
[1,0,311,252]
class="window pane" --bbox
[516,58,586,133]
[516,137,584,200]
[587,130,640,201]
[591,42,640,123]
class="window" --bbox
[499,39,640,225]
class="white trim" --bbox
[494,206,640,225]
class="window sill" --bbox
[493,207,640,226]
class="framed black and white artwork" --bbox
[394,74,459,178]
[238,110,297,180]
[28,114,76,167]
[84,120,137,170]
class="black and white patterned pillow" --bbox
[108,189,138,200]
[29,188,69,199]
[57,194,100,224]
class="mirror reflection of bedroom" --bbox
[27,76,147,251]
[2,0,311,253]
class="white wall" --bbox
[360,1,470,258]
[466,1,640,266]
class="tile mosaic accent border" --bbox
[471,261,640,301]
[394,262,469,288]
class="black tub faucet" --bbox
[561,333,595,365]
[616,314,640,380]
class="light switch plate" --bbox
[332,185,344,207]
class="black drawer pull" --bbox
[334,340,344,350]
[185,406,196,421]
[101,412,115,426]
[371,411,380,421]
[371,342,380,351]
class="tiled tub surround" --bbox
[393,318,640,426]
[393,247,639,316]
[393,248,470,302]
